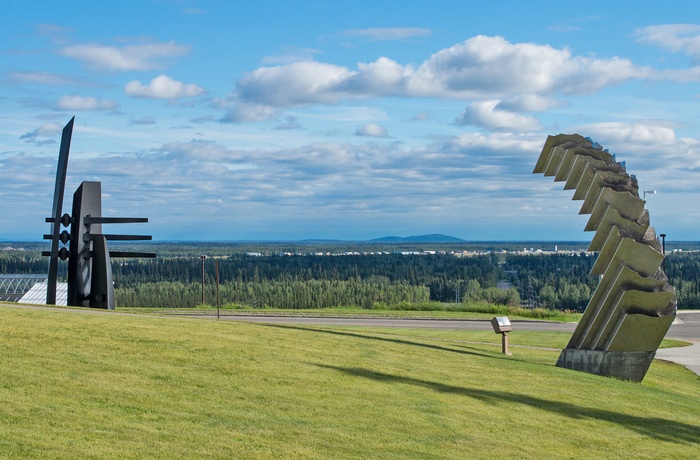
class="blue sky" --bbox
[1,0,699,241]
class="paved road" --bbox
[211,311,699,340]
[655,311,700,375]
[211,315,579,332]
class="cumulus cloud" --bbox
[236,61,352,106]
[19,122,62,144]
[456,100,542,132]
[225,35,650,122]
[60,41,190,71]
[577,122,677,147]
[125,75,205,99]
[635,24,700,60]
[410,35,647,97]
[5,127,698,239]
[342,27,432,41]
[55,95,118,111]
[355,123,388,138]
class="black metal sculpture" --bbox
[43,118,155,309]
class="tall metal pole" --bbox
[660,234,666,273]
[660,234,666,255]
[216,259,220,319]
[201,255,206,305]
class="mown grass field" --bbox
[0,304,698,459]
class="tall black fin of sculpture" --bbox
[534,134,676,382]
[43,117,155,309]
[45,117,74,305]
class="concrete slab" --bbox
[655,342,700,376]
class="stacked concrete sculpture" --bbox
[534,134,676,382]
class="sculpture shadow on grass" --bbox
[317,364,700,445]
[261,323,507,361]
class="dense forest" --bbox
[2,241,699,310]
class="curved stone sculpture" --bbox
[534,134,676,382]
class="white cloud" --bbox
[19,122,62,143]
[341,57,410,95]
[227,35,650,120]
[410,35,647,97]
[55,95,118,111]
[236,61,352,106]
[125,75,205,99]
[342,27,432,41]
[456,100,542,132]
[635,24,700,60]
[497,94,563,112]
[221,104,281,123]
[60,41,190,71]
[578,122,676,146]
[355,123,388,138]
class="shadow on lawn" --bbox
[317,364,700,445]
[262,323,506,360]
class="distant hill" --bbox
[369,234,465,243]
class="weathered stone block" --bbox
[556,349,656,382]
[589,290,675,350]
[588,206,649,252]
[533,134,589,173]
[604,313,676,353]
[564,155,624,191]
[568,249,668,349]
[591,235,663,278]
[578,170,638,214]
[585,188,645,232]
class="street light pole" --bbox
[643,189,656,208]
[660,234,666,272]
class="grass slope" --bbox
[0,305,698,459]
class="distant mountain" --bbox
[369,234,465,243]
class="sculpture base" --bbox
[556,349,655,382]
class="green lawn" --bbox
[0,305,697,459]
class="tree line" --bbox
[2,246,699,310]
